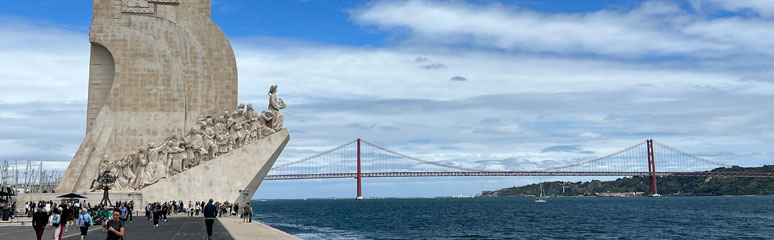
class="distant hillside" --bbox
[478,165,774,197]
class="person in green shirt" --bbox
[99,207,111,225]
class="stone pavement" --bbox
[1,216,234,240]
[218,217,299,240]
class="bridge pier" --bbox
[647,139,659,196]
[357,138,363,200]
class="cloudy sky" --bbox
[1,0,772,199]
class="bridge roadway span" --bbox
[265,171,774,180]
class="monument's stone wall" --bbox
[57,0,238,193]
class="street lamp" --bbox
[239,189,250,206]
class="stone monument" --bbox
[55,0,289,204]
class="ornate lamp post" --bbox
[96,171,117,206]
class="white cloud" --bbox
[0,18,89,104]
[234,41,739,102]
[352,0,774,57]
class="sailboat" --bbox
[534,182,547,203]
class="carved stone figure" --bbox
[260,111,276,136]
[141,142,167,187]
[244,104,260,142]
[185,125,206,167]
[132,147,148,189]
[267,85,286,131]
[215,115,229,156]
[115,153,136,190]
[164,133,187,176]
[229,110,243,149]
[203,118,217,161]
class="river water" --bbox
[251,196,774,239]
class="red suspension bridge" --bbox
[266,139,774,198]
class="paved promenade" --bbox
[0,215,297,240]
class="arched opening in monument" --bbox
[86,43,115,132]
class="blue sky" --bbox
[1,0,773,199]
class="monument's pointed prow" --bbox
[141,129,289,204]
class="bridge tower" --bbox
[646,139,658,195]
[357,138,363,200]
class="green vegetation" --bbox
[479,165,774,197]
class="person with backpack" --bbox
[51,207,62,240]
[77,209,92,240]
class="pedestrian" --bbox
[51,207,62,240]
[103,211,125,240]
[145,203,151,221]
[60,203,69,234]
[118,203,128,222]
[25,202,30,216]
[127,201,134,223]
[203,199,217,240]
[30,201,37,217]
[100,206,111,226]
[77,209,92,240]
[152,203,161,227]
[162,203,168,222]
[32,206,48,240]
[234,203,239,217]
[245,202,253,222]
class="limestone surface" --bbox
[57,0,238,193]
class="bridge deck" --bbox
[265,171,774,180]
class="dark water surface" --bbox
[251,196,774,239]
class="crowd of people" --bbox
[146,199,253,224]
[10,198,255,240]
[25,199,131,240]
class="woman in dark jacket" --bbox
[32,206,49,240]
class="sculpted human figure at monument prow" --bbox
[89,85,288,192]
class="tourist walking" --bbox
[203,199,217,240]
[162,203,168,222]
[32,206,48,240]
[118,203,128,222]
[51,207,62,240]
[152,203,161,227]
[60,204,69,234]
[103,211,125,240]
[242,203,252,222]
[77,209,92,240]
[145,203,151,221]
[127,201,134,223]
